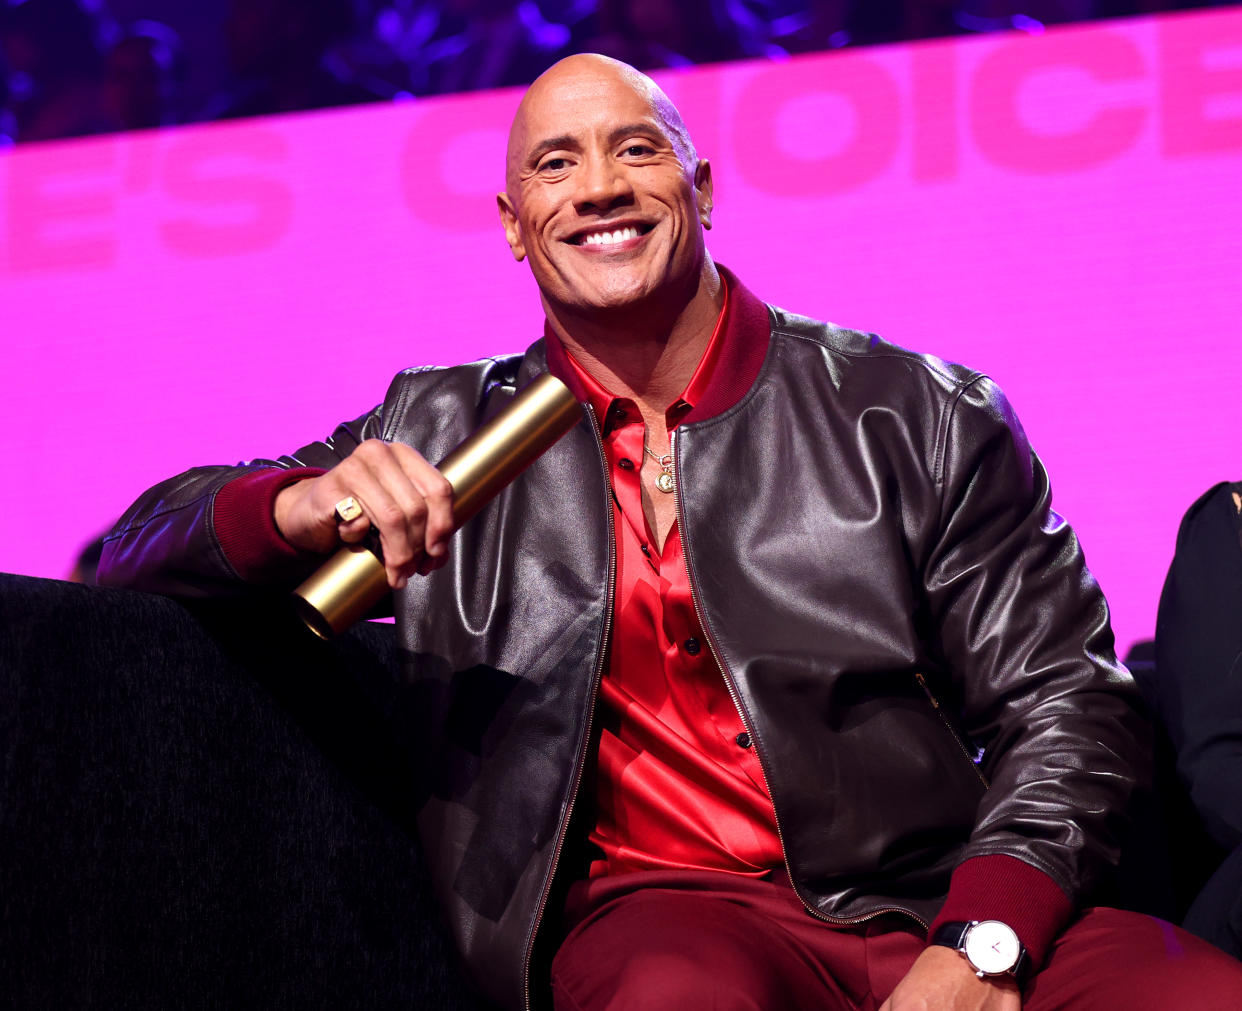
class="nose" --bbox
[573,153,634,215]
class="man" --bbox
[101,55,1242,1009]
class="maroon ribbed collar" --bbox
[542,265,771,426]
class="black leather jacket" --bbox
[101,277,1144,1010]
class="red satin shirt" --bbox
[558,283,784,879]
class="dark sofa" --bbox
[0,572,481,1009]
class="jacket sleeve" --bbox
[98,407,384,597]
[920,374,1149,958]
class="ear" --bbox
[496,192,526,261]
[694,160,714,231]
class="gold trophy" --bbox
[293,373,581,638]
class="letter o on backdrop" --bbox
[732,56,901,198]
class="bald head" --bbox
[505,54,697,195]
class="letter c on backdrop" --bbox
[970,31,1148,174]
[400,99,511,232]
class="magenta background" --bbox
[2,8,1240,652]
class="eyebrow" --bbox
[526,122,668,167]
[607,122,666,146]
[527,134,579,167]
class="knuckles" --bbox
[384,544,416,568]
[322,439,452,549]
[373,501,408,528]
[424,473,453,499]
[354,438,391,460]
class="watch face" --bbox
[962,921,1021,975]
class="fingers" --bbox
[390,441,455,559]
[320,439,455,588]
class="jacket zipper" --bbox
[914,672,990,789]
[522,405,614,1011]
[672,428,929,932]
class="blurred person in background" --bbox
[1153,482,1242,960]
[1095,0,1222,15]
[417,0,571,96]
[0,0,111,143]
[203,0,392,122]
[952,0,1095,32]
[101,19,182,131]
[759,0,852,54]
[576,0,777,71]
[755,0,956,50]
[0,47,14,144]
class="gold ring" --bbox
[333,496,363,524]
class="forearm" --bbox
[99,407,383,596]
[98,464,323,596]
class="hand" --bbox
[879,946,1021,1011]
[274,439,454,588]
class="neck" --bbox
[545,258,723,414]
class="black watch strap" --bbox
[930,921,1032,987]
[930,921,972,949]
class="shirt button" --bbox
[618,457,635,470]
[736,732,752,749]
[684,637,701,656]
[641,544,651,557]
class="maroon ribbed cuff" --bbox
[213,466,325,581]
[928,854,1074,968]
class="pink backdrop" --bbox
[2,7,1240,652]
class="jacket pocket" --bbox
[914,672,989,790]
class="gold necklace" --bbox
[643,443,675,493]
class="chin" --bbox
[559,270,657,314]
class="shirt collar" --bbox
[552,275,731,432]
[543,265,772,426]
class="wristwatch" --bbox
[930,920,1031,986]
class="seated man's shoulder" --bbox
[766,304,987,402]
[393,350,528,388]
[386,351,530,407]
[377,350,533,444]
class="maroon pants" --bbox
[550,870,1242,1010]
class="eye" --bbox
[538,155,571,173]
[621,143,655,157]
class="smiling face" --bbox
[497,56,713,321]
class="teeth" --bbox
[583,226,640,246]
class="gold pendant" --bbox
[655,471,675,494]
